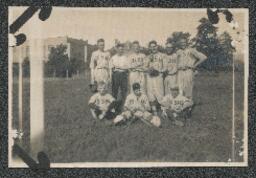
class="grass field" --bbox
[12,70,245,163]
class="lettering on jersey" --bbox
[149,54,164,70]
[95,97,111,106]
[174,100,184,105]
[141,99,146,105]
[132,57,143,63]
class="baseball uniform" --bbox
[164,53,178,95]
[121,92,152,121]
[177,48,207,98]
[128,52,146,92]
[88,92,116,119]
[161,93,193,116]
[90,50,111,84]
[146,52,166,103]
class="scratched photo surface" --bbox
[8,7,248,167]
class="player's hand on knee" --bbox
[123,110,132,119]
[134,111,143,118]
[161,110,168,119]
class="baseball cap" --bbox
[132,83,141,91]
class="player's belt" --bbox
[186,66,195,70]
[96,67,108,70]
[130,68,144,73]
[113,67,128,72]
[178,67,187,71]
[178,67,195,71]
[167,71,178,76]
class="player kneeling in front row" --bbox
[160,87,193,127]
[113,83,161,127]
[88,81,118,120]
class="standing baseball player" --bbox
[176,39,207,99]
[145,40,167,115]
[128,41,147,92]
[113,83,161,127]
[109,43,130,108]
[90,39,111,86]
[88,81,117,120]
[164,42,178,95]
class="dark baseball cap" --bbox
[132,83,141,91]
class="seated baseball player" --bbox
[113,83,161,127]
[88,81,118,120]
[160,87,193,127]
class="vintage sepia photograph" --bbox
[8,7,248,167]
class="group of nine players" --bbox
[88,38,207,127]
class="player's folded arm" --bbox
[107,100,118,111]
[88,103,100,110]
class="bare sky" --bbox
[9,7,248,51]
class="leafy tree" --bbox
[218,31,235,68]
[194,17,222,70]
[70,58,86,76]
[166,32,191,52]
[46,44,70,77]
[194,17,235,71]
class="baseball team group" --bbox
[88,38,207,127]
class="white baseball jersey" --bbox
[129,53,146,69]
[165,53,178,74]
[146,52,166,72]
[128,52,146,92]
[90,50,111,83]
[177,48,206,68]
[146,52,166,102]
[161,93,193,112]
[88,93,115,111]
[177,48,206,98]
[124,93,151,112]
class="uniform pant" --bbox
[177,69,194,98]
[164,74,177,95]
[94,68,110,84]
[129,71,146,93]
[146,75,164,103]
[90,108,116,120]
[112,71,128,105]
